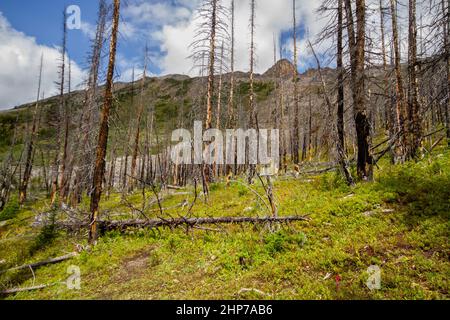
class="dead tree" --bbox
[216,41,225,130]
[336,0,355,185]
[71,0,107,206]
[345,0,373,179]
[248,0,257,184]
[407,0,422,158]
[60,58,73,204]
[129,46,149,191]
[249,0,257,129]
[89,0,121,244]
[390,0,408,162]
[292,0,300,165]
[19,54,44,204]
[50,10,68,205]
[442,0,450,146]
[379,0,396,161]
[190,0,229,191]
[227,0,235,128]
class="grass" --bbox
[0,150,449,300]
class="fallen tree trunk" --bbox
[0,252,77,274]
[0,283,55,295]
[58,215,311,232]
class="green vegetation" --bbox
[0,198,19,221]
[238,81,275,102]
[0,150,448,300]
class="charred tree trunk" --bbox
[50,11,67,205]
[19,54,43,205]
[130,47,148,191]
[292,0,300,165]
[345,0,372,179]
[390,0,408,162]
[407,0,421,159]
[443,0,450,146]
[227,0,235,128]
[89,0,121,244]
[337,0,354,185]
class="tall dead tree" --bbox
[216,41,225,129]
[337,0,354,185]
[19,54,43,205]
[407,0,422,158]
[249,0,257,128]
[292,0,300,165]
[89,0,121,244]
[60,55,72,204]
[390,0,408,162]
[227,0,235,128]
[50,10,68,205]
[190,0,229,192]
[72,0,108,206]
[226,0,235,176]
[129,46,149,191]
[345,0,372,179]
[379,0,396,162]
[206,0,218,130]
[247,0,257,184]
[443,0,450,146]
[122,67,135,194]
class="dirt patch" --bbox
[121,247,154,279]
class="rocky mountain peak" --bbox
[263,59,296,78]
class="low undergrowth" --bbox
[0,150,448,300]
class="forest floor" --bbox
[0,149,449,300]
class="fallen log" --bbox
[0,283,57,295]
[58,215,311,232]
[0,252,77,275]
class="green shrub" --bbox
[264,230,306,254]
[0,198,20,221]
[29,211,57,254]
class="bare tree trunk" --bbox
[19,54,43,204]
[407,0,421,158]
[292,0,300,165]
[72,0,107,206]
[337,0,354,185]
[247,0,257,184]
[380,0,396,161]
[443,0,450,146]
[345,0,372,179]
[206,0,217,130]
[390,0,408,162]
[130,46,148,190]
[50,10,67,205]
[249,0,256,128]
[227,0,235,128]
[60,59,73,204]
[89,0,121,244]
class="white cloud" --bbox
[123,1,193,26]
[80,21,96,39]
[148,0,324,76]
[0,12,86,110]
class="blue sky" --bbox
[0,0,326,109]
[0,1,96,67]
